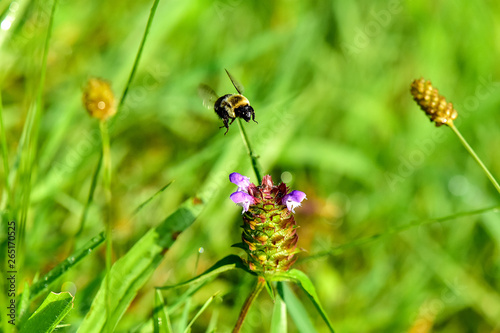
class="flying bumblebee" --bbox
[198,69,257,135]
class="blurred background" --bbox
[1,0,500,332]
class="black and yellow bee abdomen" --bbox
[214,94,234,119]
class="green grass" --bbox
[1,0,500,332]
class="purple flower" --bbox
[230,191,256,214]
[229,172,251,192]
[282,190,307,213]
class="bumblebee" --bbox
[198,69,257,135]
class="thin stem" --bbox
[302,204,500,262]
[100,121,112,193]
[233,276,266,333]
[449,122,500,196]
[117,0,161,112]
[237,118,262,183]
[76,154,102,237]
[100,120,113,333]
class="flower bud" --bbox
[410,78,457,126]
[82,78,116,121]
[229,173,306,275]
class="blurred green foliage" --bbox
[1,0,500,331]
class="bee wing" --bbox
[198,84,219,109]
[225,69,245,95]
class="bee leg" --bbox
[219,118,230,135]
[252,112,258,124]
[229,118,236,125]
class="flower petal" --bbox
[282,190,307,213]
[230,191,255,214]
[229,172,251,192]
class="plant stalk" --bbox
[232,276,266,333]
[100,120,113,333]
[449,122,500,196]
[237,118,262,184]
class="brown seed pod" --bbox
[82,78,116,121]
[410,78,457,126]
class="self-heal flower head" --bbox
[230,191,255,214]
[282,190,307,213]
[229,172,251,192]
[228,173,305,275]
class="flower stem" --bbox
[100,120,113,333]
[302,204,500,262]
[449,122,500,196]
[233,276,266,333]
[237,118,262,184]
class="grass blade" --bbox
[19,292,74,333]
[16,0,58,270]
[77,197,205,332]
[154,290,172,333]
[278,283,316,333]
[271,285,287,333]
[303,205,500,261]
[27,232,105,300]
[75,153,102,237]
[183,292,218,333]
[157,255,251,290]
[283,269,335,332]
[111,0,161,129]
[133,180,174,216]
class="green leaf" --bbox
[21,232,105,303]
[77,197,205,332]
[183,292,218,333]
[270,285,287,333]
[133,180,174,216]
[17,281,31,326]
[230,242,247,250]
[157,254,252,290]
[264,280,275,301]
[278,283,316,333]
[153,290,172,333]
[20,292,74,333]
[278,270,335,333]
[167,281,210,314]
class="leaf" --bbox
[157,254,252,290]
[278,283,316,333]
[153,290,172,333]
[132,180,174,216]
[279,270,335,333]
[264,280,275,301]
[17,281,31,326]
[26,232,105,301]
[270,285,287,333]
[77,197,205,332]
[20,292,74,333]
[183,292,218,333]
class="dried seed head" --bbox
[82,78,116,121]
[410,78,457,127]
